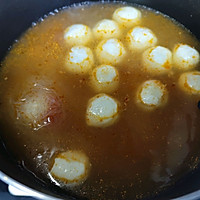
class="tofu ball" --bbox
[126,26,157,51]
[96,38,126,65]
[178,71,200,94]
[65,46,94,74]
[50,151,90,186]
[90,64,119,93]
[136,80,168,109]
[14,87,62,129]
[112,6,141,28]
[64,24,92,46]
[93,19,121,40]
[173,44,200,70]
[143,46,172,74]
[86,94,119,127]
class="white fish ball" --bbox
[136,80,168,109]
[173,43,200,70]
[65,46,94,74]
[90,64,119,93]
[50,151,90,186]
[96,38,126,65]
[93,19,121,40]
[178,71,200,94]
[143,46,172,74]
[126,26,157,51]
[86,94,119,127]
[64,24,92,46]
[113,6,141,28]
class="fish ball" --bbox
[65,46,94,74]
[173,44,200,70]
[90,64,119,93]
[96,38,126,65]
[113,6,141,28]
[64,24,92,46]
[86,94,119,127]
[50,151,90,186]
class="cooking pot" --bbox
[1,0,200,199]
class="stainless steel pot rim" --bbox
[0,170,61,200]
[1,168,200,200]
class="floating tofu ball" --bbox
[113,6,141,28]
[15,87,62,129]
[178,71,200,94]
[173,44,200,70]
[90,65,119,93]
[65,46,94,74]
[93,19,121,40]
[86,94,119,127]
[143,46,172,74]
[50,151,90,186]
[96,38,126,65]
[126,26,157,51]
[137,80,168,109]
[64,24,92,46]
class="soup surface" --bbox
[1,2,200,200]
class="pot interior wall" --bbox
[0,0,200,199]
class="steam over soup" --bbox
[0,2,200,200]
